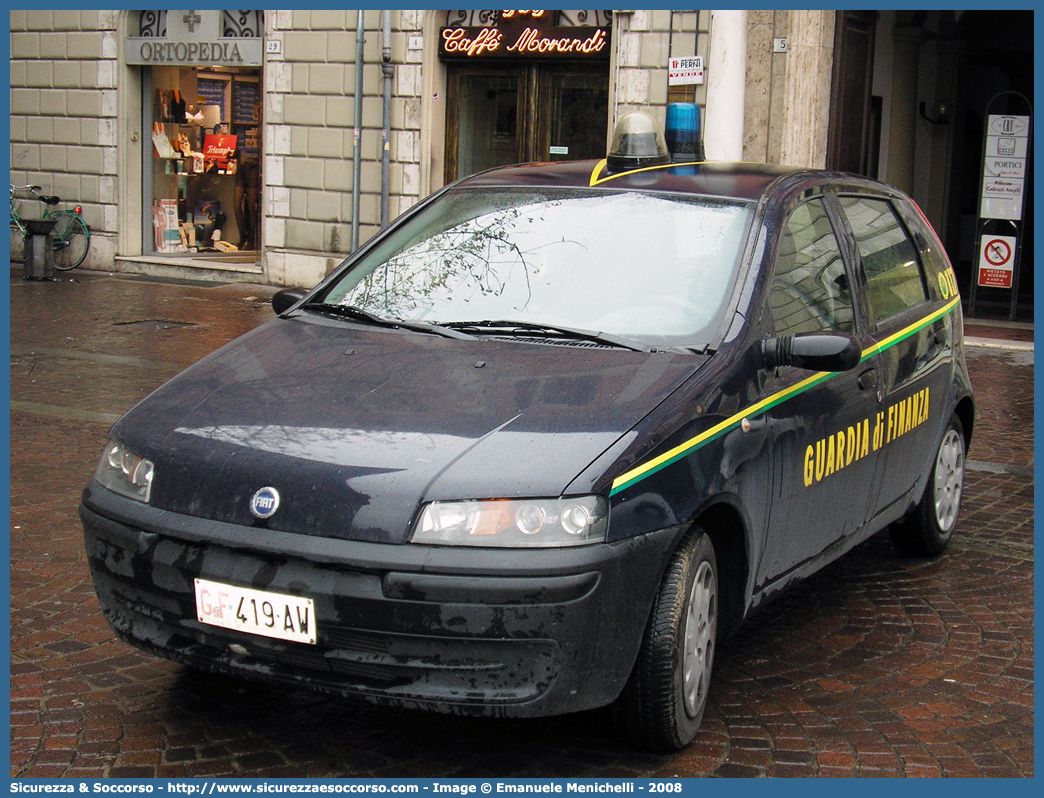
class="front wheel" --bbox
[613,529,718,751]
[890,414,966,555]
[50,213,89,270]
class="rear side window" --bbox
[770,199,854,337]
[838,196,928,325]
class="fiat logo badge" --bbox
[250,487,280,519]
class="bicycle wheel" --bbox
[50,213,89,270]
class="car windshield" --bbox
[318,187,753,348]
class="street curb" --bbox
[964,337,1034,352]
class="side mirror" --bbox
[762,332,861,372]
[272,287,308,315]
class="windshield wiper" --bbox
[444,319,652,353]
[300,303,475,340]
[302,302,390,326]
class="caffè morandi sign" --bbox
[440,10,610,59]
[126,10,263,67]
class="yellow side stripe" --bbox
[609,298,960,495]
[860,297,960,359]
[587,159,771,187]
[589,159,704,186]
[610,370,828,493]
[588,160,608,186]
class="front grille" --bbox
[324,628,389,654]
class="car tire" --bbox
[613,529,718,751]
[890,414,966,556]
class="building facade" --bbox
[9,9,1033,314]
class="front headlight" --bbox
[95,440,154,503]
[411,496,608,548]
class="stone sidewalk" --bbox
[9,267,1034,778]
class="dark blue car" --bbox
[81,114,973,751]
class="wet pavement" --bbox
[9,267,1034,778]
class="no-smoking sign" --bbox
[978,234,1017,288]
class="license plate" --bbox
[194,578,317,645]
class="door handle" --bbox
[857,368,877,391]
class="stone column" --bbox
[778,10,835,168]
[886,25,923,194]
[705,10,747,160]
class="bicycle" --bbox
[10,184,91,270]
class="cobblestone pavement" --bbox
[9,268,1034,778]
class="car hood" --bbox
[110,314,706,543]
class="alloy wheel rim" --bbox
[933,429,964,532]
[682,560,717,718]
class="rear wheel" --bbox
[50,213,89,270]
[613,529,718,751]
[890,414,966,555]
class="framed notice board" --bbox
[196,77,227,122]
[233,79,260,125]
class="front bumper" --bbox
[80,483,684,717]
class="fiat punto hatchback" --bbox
[81,113,973,751]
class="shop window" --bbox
[139,10,263,257]
[149,67,261,255]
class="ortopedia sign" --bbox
[125,9,263,66]
[977,234,1017,289]
[127,38,263,66]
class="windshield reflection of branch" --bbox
[346,207,538,319]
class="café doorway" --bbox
[445,63,610,182]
